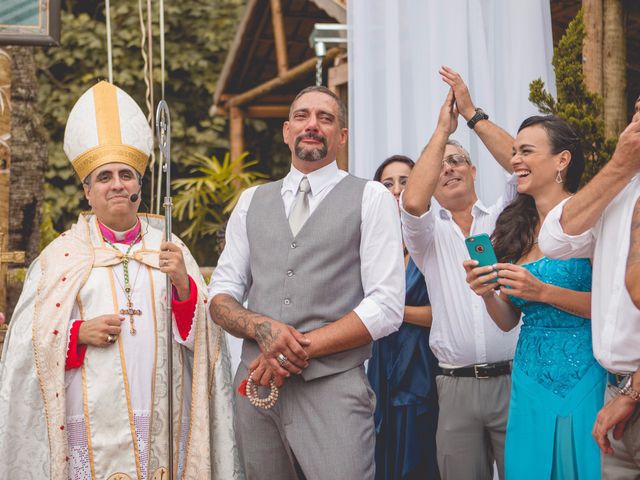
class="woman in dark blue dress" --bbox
[368,155,440,480]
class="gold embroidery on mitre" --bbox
[93,81,122,146]
[72,144,149,180]
[151,467,169,480]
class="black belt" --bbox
[441,361,512,379]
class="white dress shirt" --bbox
[400,180,520,367]
[539,175,640,373]
[209,161,405,340]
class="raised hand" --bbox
[437,88,459,136]
[609,117,640,174]
[439,65,476,121]
[78,314,125,347]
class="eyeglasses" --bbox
[442,154,471,169]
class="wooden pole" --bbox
[246,105,290,118]
[603,0,626,138]
[230,106,245,174]
[227,48,342,109]
[270,0,289,76]
[582,0,603,96]
[0,49,12,316]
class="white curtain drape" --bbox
[347,0,556,204]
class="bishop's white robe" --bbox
[0,214,243,480]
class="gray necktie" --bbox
[289,176,311,236]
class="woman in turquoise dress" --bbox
[465,115,605,479]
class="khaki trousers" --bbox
[435,374,511,480]
[602,384,640,479]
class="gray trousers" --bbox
[233,363,376,480]
[435,374,511,480]
[602,384,640,479]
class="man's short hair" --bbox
[446,139,471,164]
[290,86,347,128]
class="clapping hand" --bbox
[437,88,459,136]
[439,65,476,121]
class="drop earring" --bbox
[555,170,563,184]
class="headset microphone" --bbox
[129,190,141,202]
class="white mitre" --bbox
[63,81,153,180]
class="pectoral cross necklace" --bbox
[105,233,142,335]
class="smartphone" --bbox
[465,234,498,283]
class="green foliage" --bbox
[35,0,245,232]
[528,9,616,185]
[172,151,267,262]
[39,198,61,250]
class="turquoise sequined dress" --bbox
[505,257,605,480]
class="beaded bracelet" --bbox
[246,370,279,409]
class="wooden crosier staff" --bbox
[155,99,174,480]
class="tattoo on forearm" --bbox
[254,321,280,353]
[627,197,640,267]
[209,296,262,340]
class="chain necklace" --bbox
[104,232,143,335]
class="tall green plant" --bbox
[172,151,266,249]
[529,8,616,185]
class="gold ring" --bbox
[107,334,116,343]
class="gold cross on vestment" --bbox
[120,300,142,335]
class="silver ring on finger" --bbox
[276,353,288,367]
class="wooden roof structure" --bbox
[213,0,639,172]
[212,0,347,170]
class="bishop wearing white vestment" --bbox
[0,81,241,479]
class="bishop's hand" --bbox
[79,314,125,347]
[159,241,190,300]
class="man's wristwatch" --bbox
[467,108,489,129]
[620,376,640,402]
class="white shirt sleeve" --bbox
[353,182,405,340]
[539,197,596,259]
[399,190,437,273]
[207,187,257,302]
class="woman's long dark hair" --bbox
[492,115,585,263]
[373,155,415,182]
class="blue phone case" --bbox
[465,234,498,283]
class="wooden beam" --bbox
[328,62,348,90]
[227,47,342,108]
[237,9,272,84]
[246,105,290,118]
[603,0,626,137]
[270,0,289,75]
[229,107,245,174]
[213,0,260,105]
[582,0,603,96]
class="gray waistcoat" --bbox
[243,174,370,381]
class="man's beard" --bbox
[295,133,328,162]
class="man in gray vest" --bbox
[208,86,405,480]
